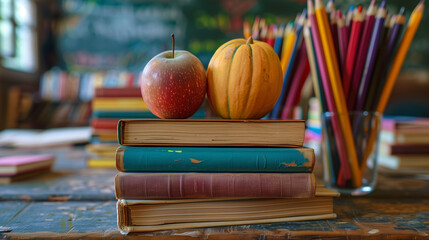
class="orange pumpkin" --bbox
[207,37,283,119]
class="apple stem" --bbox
[246,36,254,44]
[171,34,175,58]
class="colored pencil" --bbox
[345,5,355,36]
[377,0,425,114]
[272,14,305,119]
[367,9,405,111]
[243,21,251,39]
[337,10,349,74]
[362,0,425,174]
[251,16,261,40]
[273,22,285,57]
[281,41,310,119]
[266,24,276,47]
[304,20,323,106]
[330,10,340,68]
[363,13,395,111]
[260,20,268,42]
[308,0,352,186]
[348,0,376,110]
[355,1,387,111]
[315,0,361,187]
[305,21,337,184]
[343,5,364,100]
[280,22,296,74]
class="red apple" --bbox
[140,35,207,119]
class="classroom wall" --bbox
[56,0,429,73]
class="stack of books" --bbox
[114,119,338,233]
[87,87,155,168]
[0,154,55,184]
[378,116,429,175]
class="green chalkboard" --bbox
[57,0,428,72]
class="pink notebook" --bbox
[0,154,55,177]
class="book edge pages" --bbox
[115,147,125,171]
[120,119,305,123]
[122,213,337,233]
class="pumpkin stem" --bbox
[246,36,254,44]
[171,33,175,58]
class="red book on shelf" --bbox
[94,87,142,98]
[91,118,119,130]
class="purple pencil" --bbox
[347,0,376,110]
[355,1,387,111]
[308,0,351,186]
[370,8,406,111]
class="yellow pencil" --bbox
[362,0,425,173]
[303,20,320,101]
[377,0,425,113]
[314,0,361,187]
[280,22,296,74]
[243,21,251,39]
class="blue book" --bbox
[116,146,314,173]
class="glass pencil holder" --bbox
[321,111,382,196]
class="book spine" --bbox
[91,118,119,130]
[114,172,315,199]
[95,88,141,98]
[116,146,315,173]
[116,200,132,233]
[92,111,156,119]
[117,120,123,145]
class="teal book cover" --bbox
[116,146,314,173]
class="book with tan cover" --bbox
[117,119,305,147]
[117,185,338,233]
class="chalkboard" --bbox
[57,0,429,73]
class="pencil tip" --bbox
[349,5,354,11]
[419,0,425,5]
[399,7,405,14]
[358,5,363,13]
[337,9,343,18]
[371,0,376,6]
[302,8,308,17]
[380,1,386,8]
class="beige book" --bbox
[117,119,305,147]
[117,185,338,233]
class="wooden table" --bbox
[1,146,429,239]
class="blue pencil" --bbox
[274,22,285,57]
[271,11,306,119]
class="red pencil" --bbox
[337,10,349,74]
[342,5,364,100]
[330,10,340,68]
[348,0,377,110]
[266,24,276,47]
[280,43,310,119]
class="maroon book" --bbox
[90,118,119,130]
[115,172,316,199]
[94,87,141,98]
[387,144,429,155]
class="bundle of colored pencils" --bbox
[244,0,425,188]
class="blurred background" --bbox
[0,0,428,130]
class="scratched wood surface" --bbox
[1,197,429,239]
[0,146,429,239]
